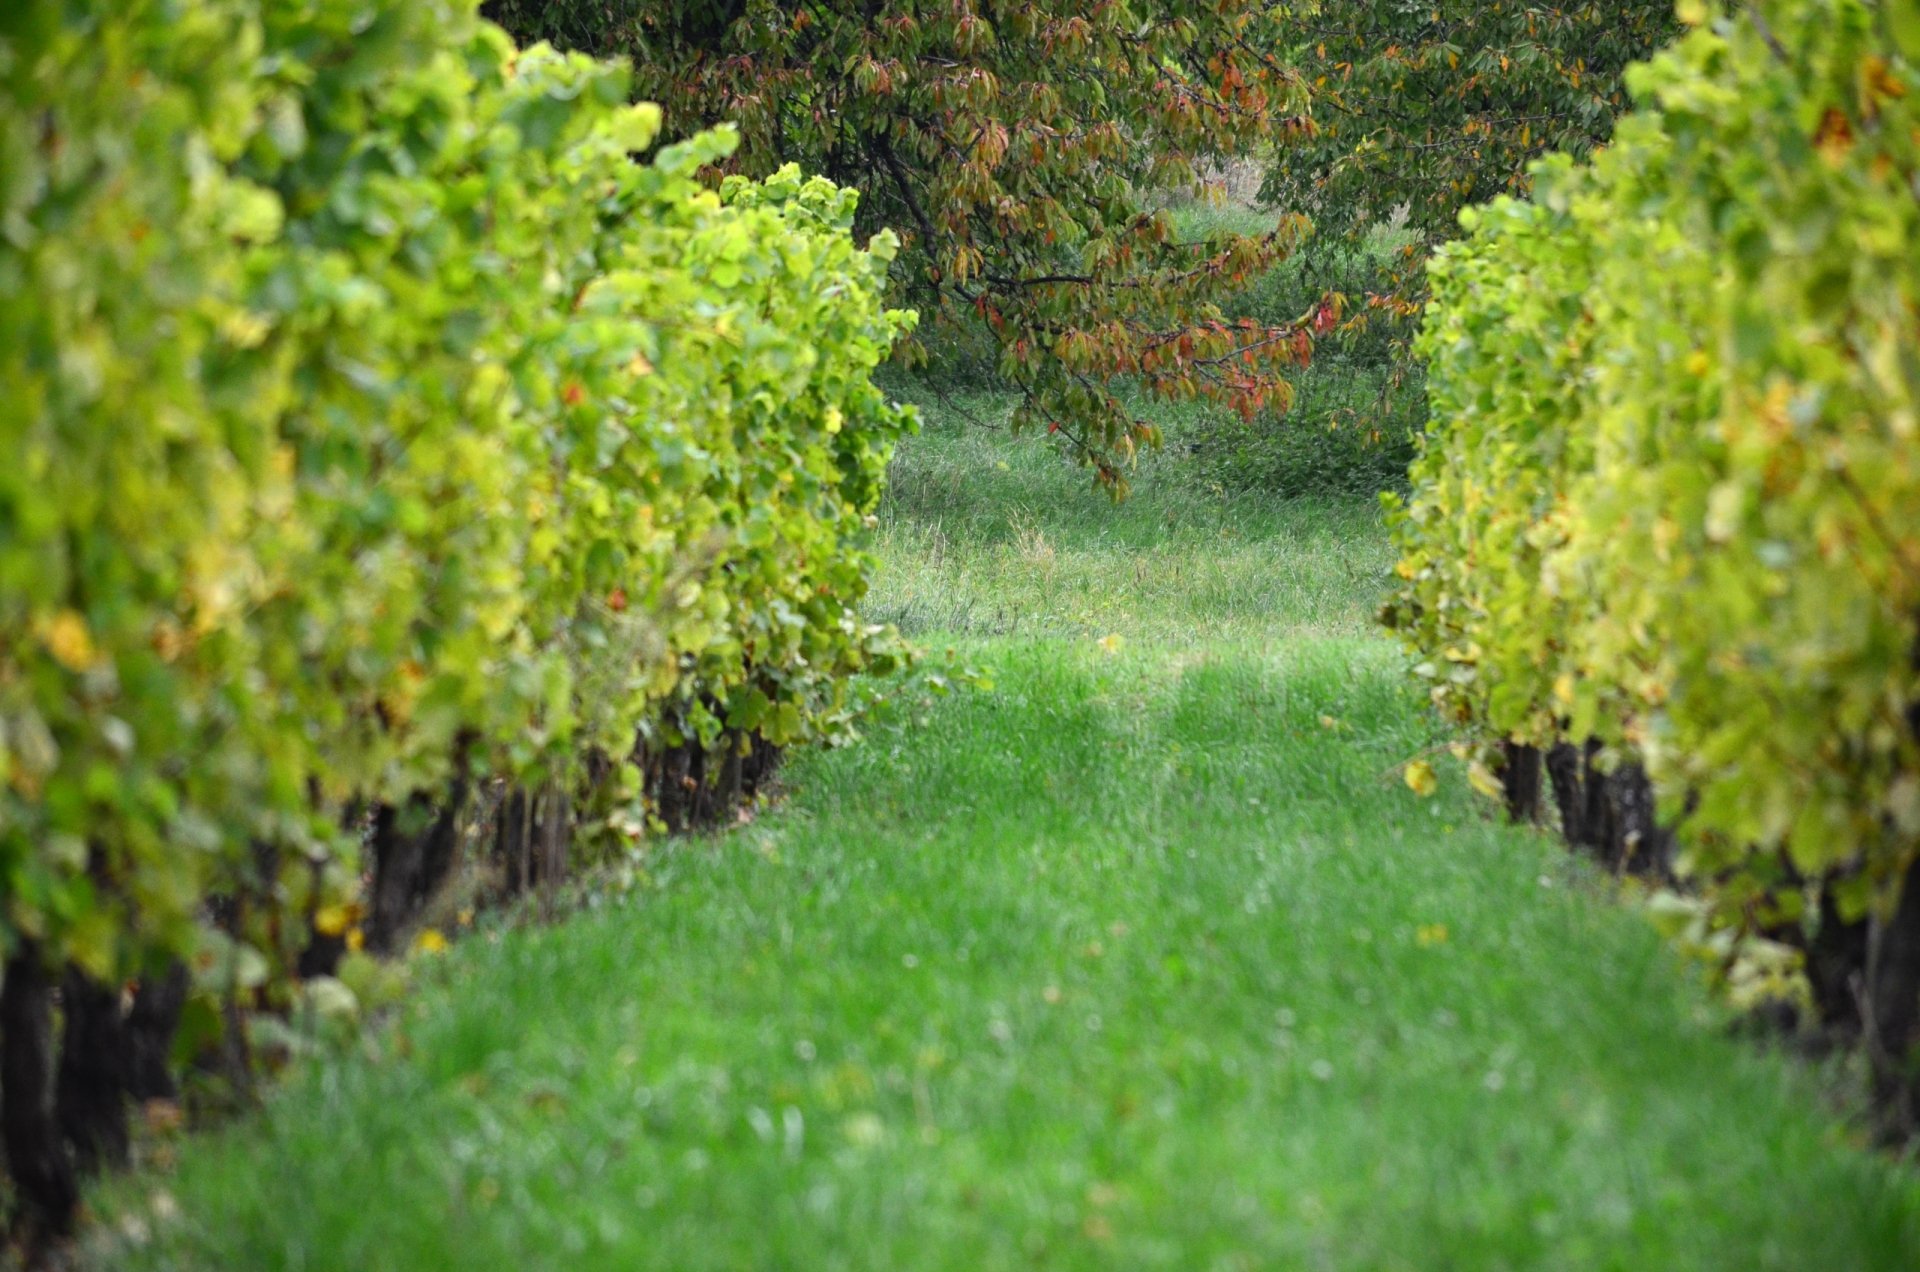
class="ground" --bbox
[90,400,1920,1268]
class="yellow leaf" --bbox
[313,904,352,938]
[42,609,97,672]
[1467,761,1505,801]
[1404,759,1438,797]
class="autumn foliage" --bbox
[1266,1,1677,351]
[485,0,1324,491]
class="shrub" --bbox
[0,0,911,1230]
[1183,364,1421,498]
[1385,0,1920,1125]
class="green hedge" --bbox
[0,0,911,1226]
[1385,0,1920,1122]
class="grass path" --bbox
[94,415,1920,1268]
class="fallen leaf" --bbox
[1404,759,1438,797]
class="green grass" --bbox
[90,416,1920,1269]
[870,395,1388,643]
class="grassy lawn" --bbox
[90,401,1920,1268]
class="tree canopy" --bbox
[1267,0,1678,332]
[485,0,1318,490]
